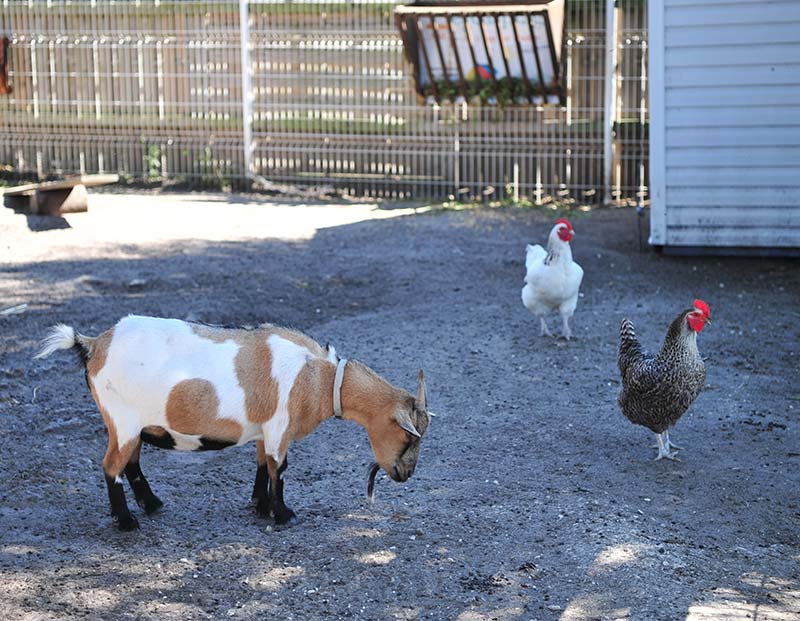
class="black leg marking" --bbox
[104,474,138,531]
[198,437,236,451]
[124,461,163,515]
[140,429,176,450]
[270,456,297,526]
[252,463,268,501]
[252,463,272,518]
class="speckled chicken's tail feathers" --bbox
[618,318,642,375]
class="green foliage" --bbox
[198,145,231,190]
[429,77,532,107]
[142,141,162,182]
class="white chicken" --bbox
[521,218,584,339]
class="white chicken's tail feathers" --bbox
[525,243,547,272]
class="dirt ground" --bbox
[0,192,798,621]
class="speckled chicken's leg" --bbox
[654,433,680,461]
[664,429,683,451]
[652,430,683,451]
[540,317,554,337]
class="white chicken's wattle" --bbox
[521,218,584,340]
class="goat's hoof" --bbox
[274,508,298,527]
[141,495,163,515]
[115,513,139,531]
[255,497,272,519]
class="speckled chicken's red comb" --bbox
[555,218,573,230]
[693,299,711,318]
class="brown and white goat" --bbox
[36,315,430,531]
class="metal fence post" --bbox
[603,0,618,205]
[239,0,253,183]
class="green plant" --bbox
[198,145,231,190]
[428,76,531,107]
[142,141,162,182]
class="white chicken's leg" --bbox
[561,314,572,340]
[654,433,680,461]
[539,317,554,337]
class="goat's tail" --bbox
[34,324,95,366]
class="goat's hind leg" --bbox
[124,440,163,515]
[103,436,142,531]
[252,441,272,519]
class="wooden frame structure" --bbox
[395,1,566,105]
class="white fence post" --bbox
[239,0,253,183]
[603,0,618,205]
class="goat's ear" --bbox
[415,369,427,412]
[395,409,421,438]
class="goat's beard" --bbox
[366,462,380,503]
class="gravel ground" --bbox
[0,193,798,621]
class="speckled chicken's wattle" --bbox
[617,310,706,434]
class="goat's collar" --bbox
[333,358,348,419]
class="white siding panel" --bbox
[666,227,799,248]
[667,146,800,167]
[667,64,800,88]
[665,84,800,107]
[667,187,798,208]
[666,207,798,227]
[666,2,800,27]
[667,106,800,128]
[668,43,800,67]
[668,167,800,188]
[667,126,800,148]
[666,23,800,48]
[667,0,790,6]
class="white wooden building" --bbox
[648,0,800,254]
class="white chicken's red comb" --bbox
[693,299,711,318]
[555,217,573,230]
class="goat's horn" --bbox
[416,369,427,411]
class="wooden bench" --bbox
[2,174,119,216]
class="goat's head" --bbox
[351,366,430,484]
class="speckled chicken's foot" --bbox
[654,433,680,461]
[540,318,554,338]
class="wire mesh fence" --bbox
[0,0,648,203]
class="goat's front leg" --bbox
[252,441,272,518]
[267,454,297,526]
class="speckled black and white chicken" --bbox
[617,300,711,461]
